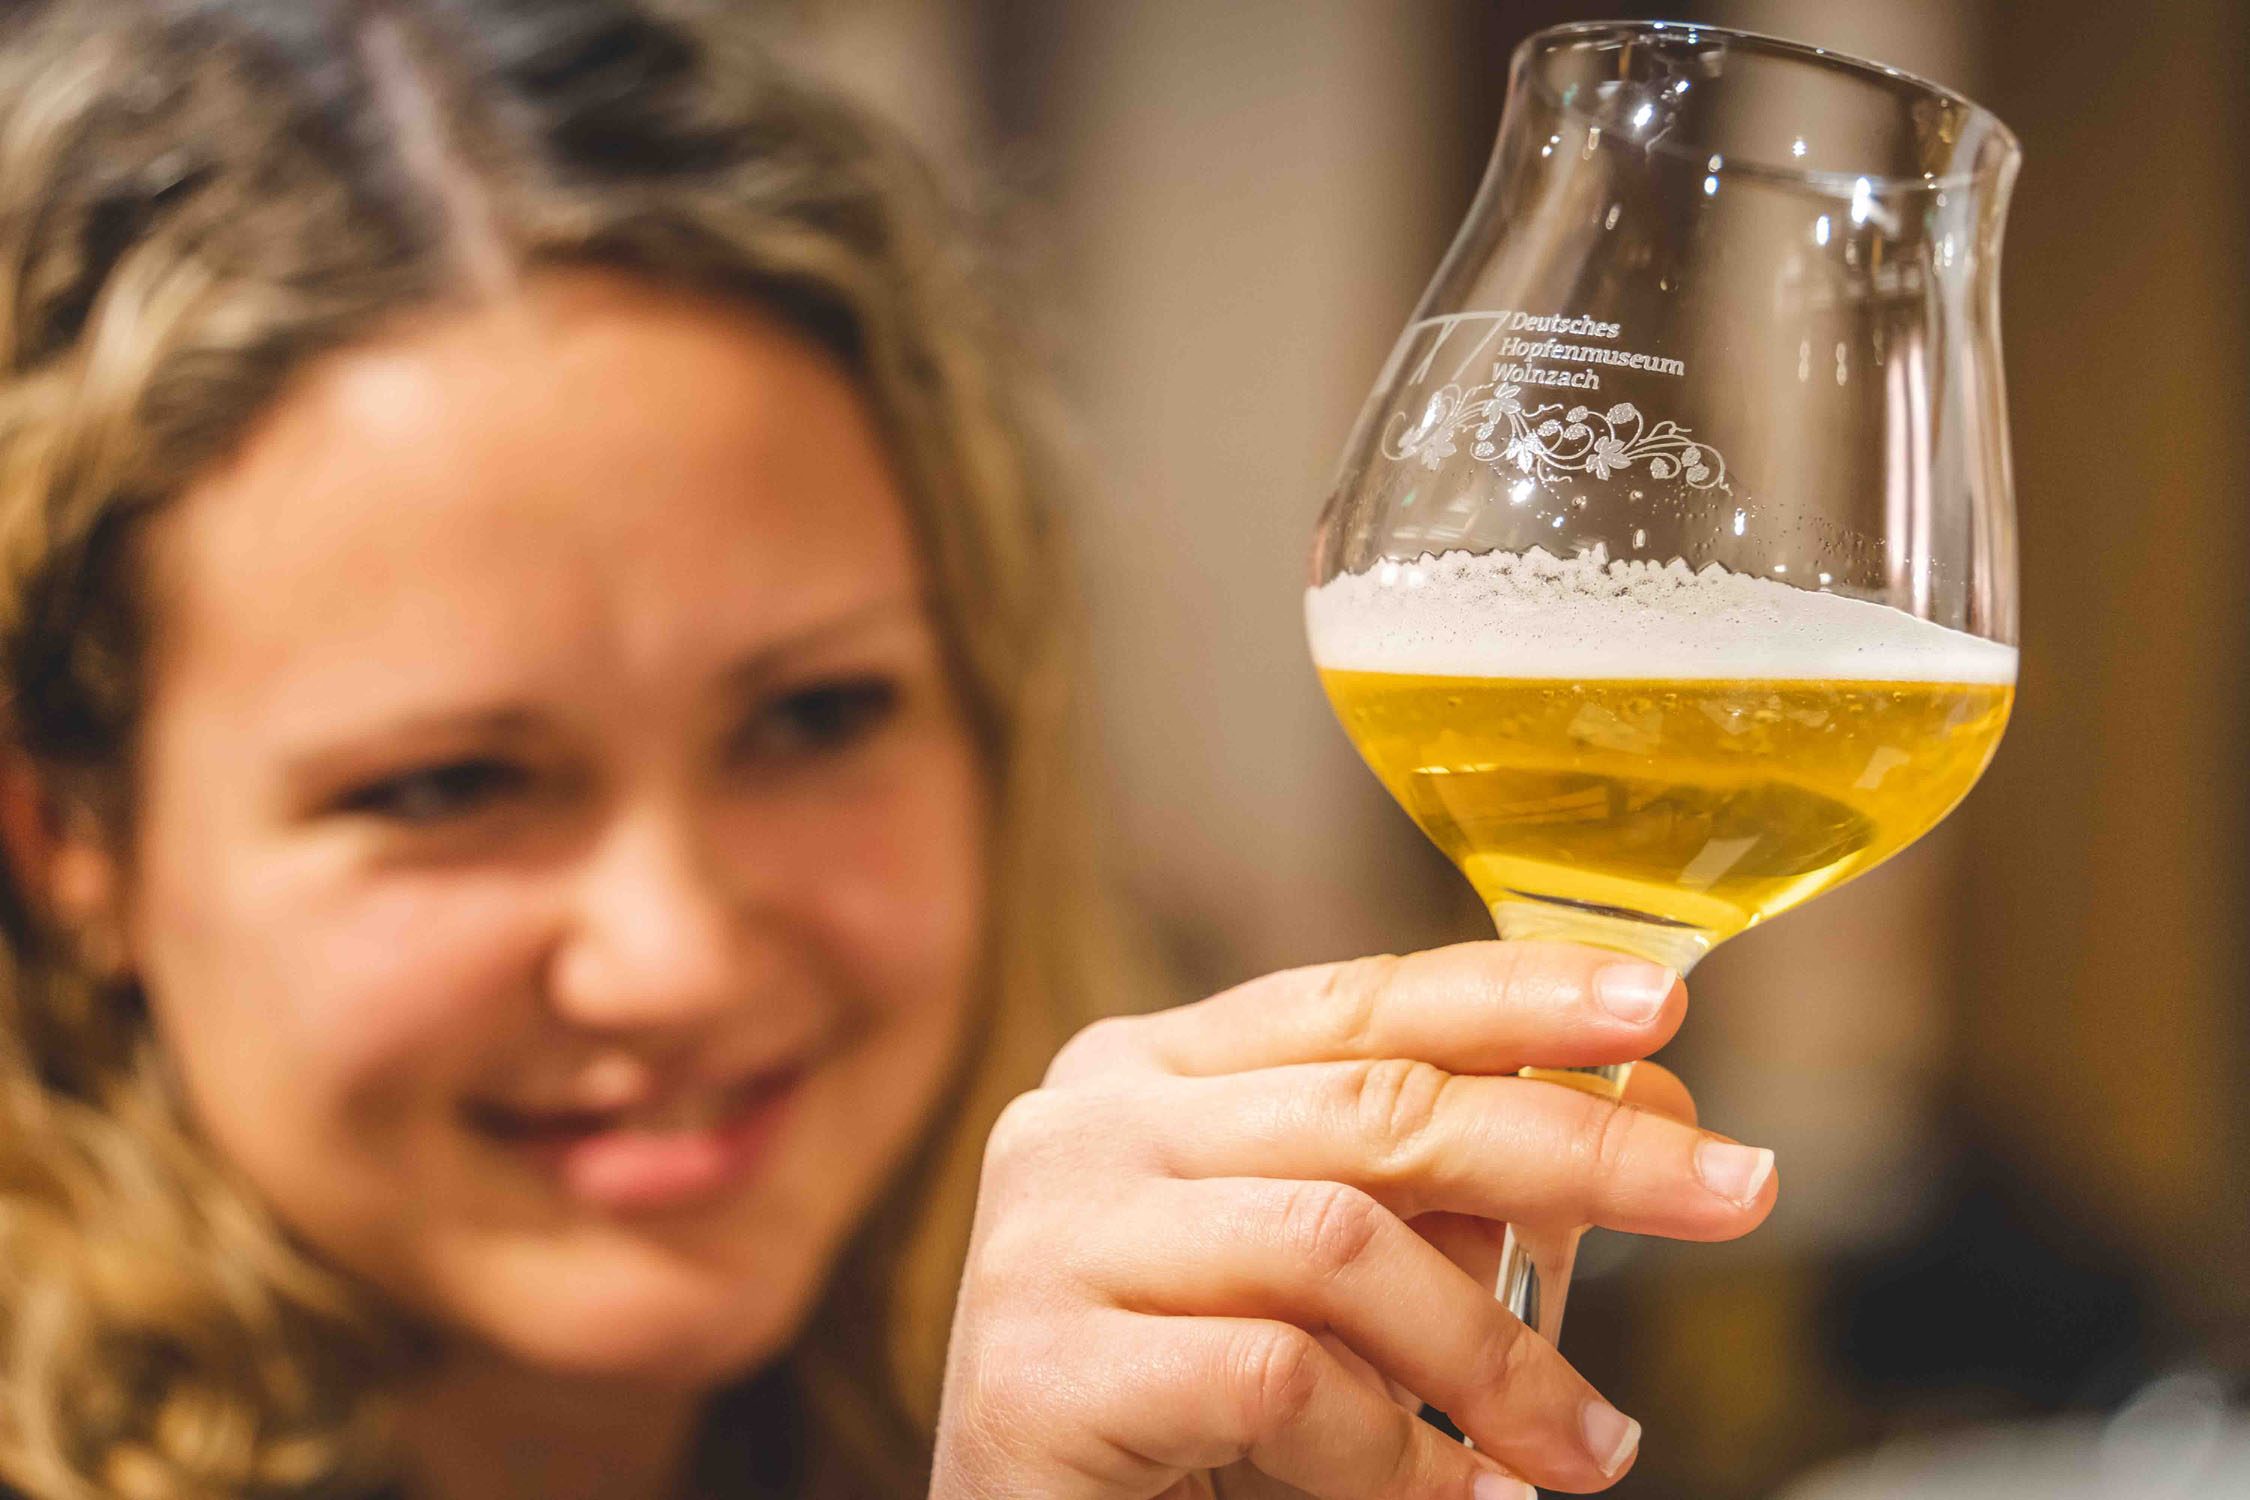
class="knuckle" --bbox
[1465,1301,1539,1399]
[1587,1097,1642,1183]
[980,1081,1154,1205]
[1349,1057,1455,1173]
[982,1087,1065,1176]
[1368,1391,1429,1499]
[964,1195,1066,1290]
[1225,1323,1324,1444]
[1044,1014,1143,1086]
[1273,1179,1387,1285]
[1313,952,1400,1054]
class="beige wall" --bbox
[1039,0,1473,988]
[1959,0,2250,1334]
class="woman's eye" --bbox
[337,759,530,824]
[739,678,902,761]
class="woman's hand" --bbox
[929,941,1776,1500]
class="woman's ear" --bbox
[0,748,124,965]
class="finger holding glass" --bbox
[934,943,1771,1500]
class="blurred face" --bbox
[122,270,987,1382]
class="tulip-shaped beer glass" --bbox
[1307,23,2020,1346]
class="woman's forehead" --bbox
[140,272,922,722]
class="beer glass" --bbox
[1307,22,2020,1348]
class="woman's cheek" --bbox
[146,844,551,1169]
[279,872,558,1105]
[785,730,989,1026]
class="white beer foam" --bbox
[1305,547,2018,683]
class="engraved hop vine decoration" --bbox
[1383,364,1728,489]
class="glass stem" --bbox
[1492,1063,1633,1344]
[1484,899,1709,1346]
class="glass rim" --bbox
[1514,18,2022,194]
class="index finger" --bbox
[1053,942,1683,1084]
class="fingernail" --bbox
[1592,962,1675,1024]
[1695,1139,1776,1207]
[1580,1400,1641,1477]
[1473,1471,1537,1500]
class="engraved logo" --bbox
[1381,311,1729,490]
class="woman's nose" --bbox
[544,804,764,1033]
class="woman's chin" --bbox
[482,1298,797,1387]
[431,1244,815,1387]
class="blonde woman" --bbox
[0,3,1776,1498]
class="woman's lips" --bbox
[468,1069,802,1214]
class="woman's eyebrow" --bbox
[275,708,549,792]
[272,595,928,786]
[717,595,928,691]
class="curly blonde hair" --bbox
[0,2,1099,1495]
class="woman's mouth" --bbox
[466,1069,803,1214]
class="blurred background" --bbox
[778,1,2249,1494]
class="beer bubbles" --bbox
[1307,546,2014,969]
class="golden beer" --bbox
[1320,669,2012,958]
